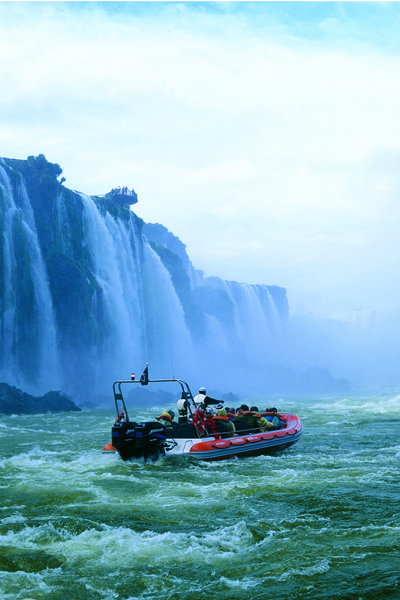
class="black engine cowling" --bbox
[112,421,166,461]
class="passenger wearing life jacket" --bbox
[155,409,175,428]
[214,408,236,437]
[204,409,220,439]
[265,415,284,428]
[254,415,274,432]
[234,404,257,430]
[250,406,274,432]
[263,408,284,428]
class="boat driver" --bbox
[193,387,222,411]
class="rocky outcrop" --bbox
[0,383,81,415]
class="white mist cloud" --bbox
[1,2,400,320]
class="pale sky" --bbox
[1,1,400,318]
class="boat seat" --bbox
[164,423,179,439]
[178,423,198,439]
[214,419,231,439]
[214,420,226,433]
[232,419,248,433]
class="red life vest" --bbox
[205,416,220,439]
[194,409,207,434]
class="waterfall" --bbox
[225,281,275,363]
[17,182,61,386]
[80,193,145,375]
[0,166,18,380]
[0,156,289,400]
[0,165,61,391]
[202,276,284,366]
[252,284,283,335]
[141,244,195,378]
[80,193,195,384]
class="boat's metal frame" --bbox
[112,376,198,431]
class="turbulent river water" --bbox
[1,392,399,600]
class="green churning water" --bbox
[1,393,399,600]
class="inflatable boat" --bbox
[102,371,303,462]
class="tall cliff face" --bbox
[0,155,289,399]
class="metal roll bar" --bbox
[112,377,195,424]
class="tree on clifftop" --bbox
[27,154,63,180]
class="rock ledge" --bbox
[0,383,81,415]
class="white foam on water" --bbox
[310,392,400,414]
[218,575,262,590]
[0,513,26,525]
[280,514,331,526]
[0,504,27,512]
[0,523,61,546]
[357,466,398,484]
[6,520,255,571]
[358,523,400,533]
[279,558,331,581]
[0,571,48,599]
[1,425,50,435]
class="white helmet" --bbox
[177,399,186,411]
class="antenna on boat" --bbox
[169,338,175,379]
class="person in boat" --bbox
[233,405,271,433]
[177,396,191,424]
[267,415,284,428]
[204,409,220,438]
[155,409,176,428]
[249,406,276,432]
[214,408,236,437]
[234,405,256,429]
[193,387,223,413]
[263,407,284,428]
[115,408,126,424]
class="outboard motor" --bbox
[112,421,166,461]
